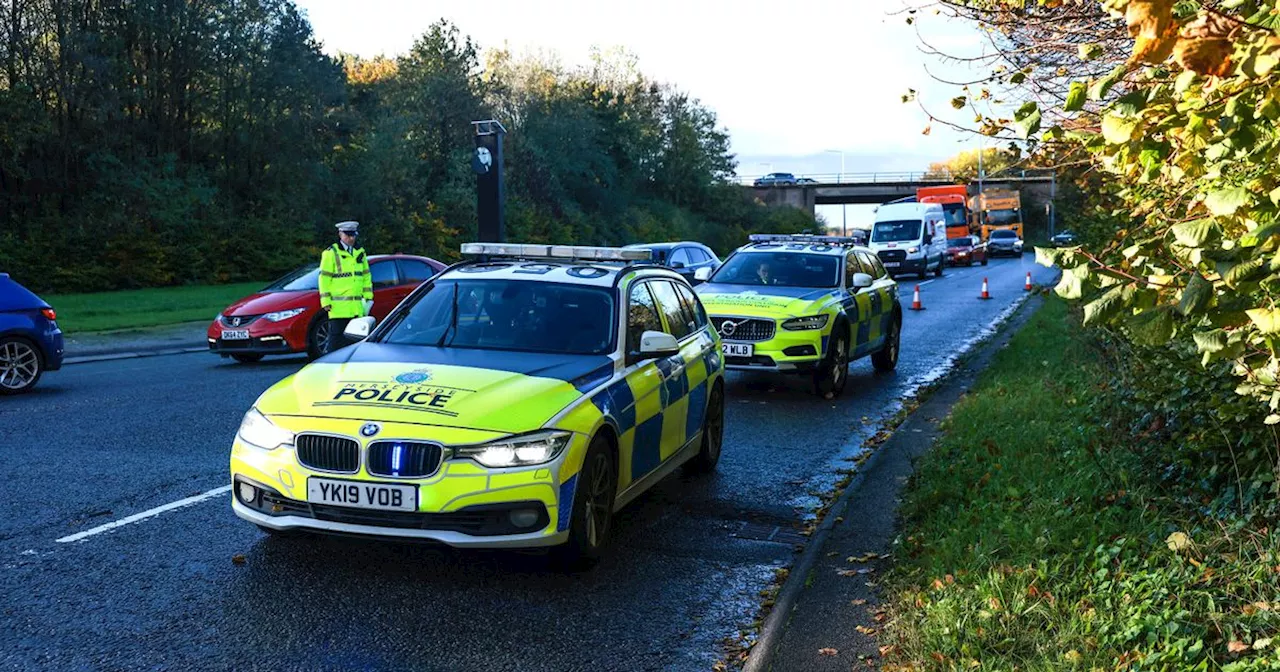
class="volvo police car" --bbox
[694,234,900,398]
[230,243,725,564]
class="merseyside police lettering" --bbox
[333,386,452,408]
[320,381,461,417]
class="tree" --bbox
[924,146,1021,180]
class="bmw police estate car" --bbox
[230,243,725,564]
[695,234,901,398]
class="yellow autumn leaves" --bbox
[1110,0,1269,77]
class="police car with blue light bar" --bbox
[695,232,900,398]
[230,243,725,565]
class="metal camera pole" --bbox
[472,119,507,243]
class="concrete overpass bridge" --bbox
[738,171,1056,216]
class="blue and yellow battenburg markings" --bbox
[585,330,718,491]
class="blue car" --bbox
[0,273,64,394]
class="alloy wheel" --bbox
[0,341,40,390]
[583,453,612,548]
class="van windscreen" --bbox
[872,220,922,243]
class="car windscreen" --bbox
[990,229,1017,239]
[377,279,615,355]
[985,210,1019,225]
[871,220,922,243]
[941,204,967,227]
[263,265,320,292]
[709,252,840,288]
[947,238,972,248]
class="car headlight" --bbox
[907,246,920,254]
[263,308,306,322]
[237,407,295,450]
[782,314,830,331]
[454,430,571,468]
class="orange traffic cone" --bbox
[979,277,992,300]
[1024,272,1033,291]
[909,284,924,311]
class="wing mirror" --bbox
[852,272,874,289]
[693,267,713,282]
[670,261,685,269]
[343,316,376,341]
[636,330,680,361]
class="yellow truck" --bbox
[970,189,1023,241]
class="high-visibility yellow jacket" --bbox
[319,244,373,318]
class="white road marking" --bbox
[56,485,231,544]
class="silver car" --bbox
[986,229,1024,257]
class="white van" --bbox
[869,202,947,279]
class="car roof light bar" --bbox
[460,243,654,262]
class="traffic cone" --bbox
[979,277,992,300]
[909,284,924,311]
[1024,272,1033,291]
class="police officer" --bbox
[319,221,373,353]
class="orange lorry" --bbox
[916,185,973,240]
[969,189,1023,240]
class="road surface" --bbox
[1,255,1053,671]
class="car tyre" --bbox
[683,382,724,474]
[934,258,944,277]
[306,317,331,361]
[552,435,617,569]
[0,336,43,395]
[872,314,901,372]
[811,325,849,399]
[981,256,989,266]
[232,353,264,363]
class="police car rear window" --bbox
[378,279,615,356]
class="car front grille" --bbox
[877,250,907,262]
[296,434,360,473]
[253,488,549,536]
[711,317,775,343]
[366,441,442,478]
[220,314,261,328]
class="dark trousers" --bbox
[326,316,353,354]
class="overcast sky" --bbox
[293,0,990,228]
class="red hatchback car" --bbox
[946,235,988,267]
[208,254,446,363]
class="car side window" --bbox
[649,280,692,340]
[687,247,709,264]
[859,251,887,279]
[370,261,398,289]
[845,252,862,288]
[627,282,663,355]
[396,259,435,285]
[674,282,708,330]
[669,248,692,268]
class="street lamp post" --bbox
[825,149,846,236]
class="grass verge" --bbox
[881,297,1280,670]
[46,281,268,333]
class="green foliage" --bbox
[882,300,1280,671]
[0,8,811,293]
[47,282,269,333]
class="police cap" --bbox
[335,221,360,234]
